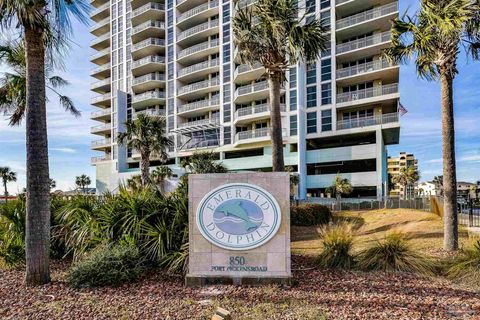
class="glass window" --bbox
[290,115,298,136]
[306,0,315,13]
[222,4,230,23]
[223,84,231,103]
[223,103,231,122]
[321,109,332,131]
[307,86,316,108]
[223,44,230,63]
[223,126,231,144]
[320,0,330,9]
[289,90,297,111]
[223,64,231,82]
[320,10,330,28]
[307,112,317,133]
[306,63,316,84]
[321,59,331,81]
[321,40,331,58]
[289,67,296,88]
[321,83,331,105]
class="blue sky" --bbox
[0,0,479,193]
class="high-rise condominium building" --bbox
[90,0,401,197]
[387,152,418,198]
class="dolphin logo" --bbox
[218,201,257,231]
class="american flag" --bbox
[398,101,408,116]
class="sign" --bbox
[196,183,281,250]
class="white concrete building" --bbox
[417,181,437,197]
[90,0,401,197]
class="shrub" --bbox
[66,244,143,288]
[356,232,435,275]
[318,223,355,269]
[291,203,332,226]
[447,239,480,284]
[0,200,26,266]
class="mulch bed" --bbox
[1,256,479,320]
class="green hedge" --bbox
[291,203,332,226]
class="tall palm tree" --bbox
[233,0,328,171]
[392,166,420,200]
[0,41,80,126]
[0,167,16,202]
[118,115,173,186]
[75,175,91,194]
[0,0,89,285]
[150,166,173,193]
[384,0,480,251]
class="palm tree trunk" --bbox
[140,153,151,186]
[268,75,284,172]
[440,72,458,251]
[3,180,8,203]
[24,27,51,285]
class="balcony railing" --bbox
[236,81,268,96]
[235,103,285,118]
[177,1,219,23]
[134,109,166,118]
[91,62,110,75]
[91,108,111,118]
[178,78,220,95]
[336,83,399,104]
[132,38,165,51]
[91,33,110,46]
[336,0,352,5]
[177,19,219,41]
[91,2,109,17]
[235,127,286,141]
[336,59,396,79]
[91,48,110,60]
[235,62,263,76]
[91,138,111,148]
[177,98,220,113]
[237,0,255,9]
[132,55,165,68]
[91,93,111,104]
[133,91,166,102]
[336,2,398,29]
[91,123,112,133]
[132,72,166,85]
[132,2,165,17]
[177,39,219,59]
[90,17,110,32]
[91,155,111,163]
[178,117,220,128]
[336,112,399,130]
[91,77,111,89]
[336,31,391,54]
[132,20,165,34]
[177,58,219,77]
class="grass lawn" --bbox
[1,209,479,319]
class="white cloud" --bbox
[460,154,480,162]
[50,147,77,154]
[425,158,443,164]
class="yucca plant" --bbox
[356,232,435,275]
[318,223,355,269]
[0,199,26,266]
[447,238,480,284]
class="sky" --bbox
[0,0,479,194]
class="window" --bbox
[223,84,231,103]
[306,0,315,13]
[307,112,317,133]
[320,0,330,9]
[321,41,331,58]
[289,90,297,111]
[320,10,330,28]
[223,25,230,42]
[306,63,316,84]
[168,98,174,114]
[307,86,316,108]
[223,44,230,63]
[223,103,231,122]
[223,126,231,144]
[321,109,332,131]
[289,67,296,88]
[223,64,231,82]
[321,83,331,105]
[307,159,376,175]
[290,115,298,136]
[222,4,230,23]
[321,59,331,81]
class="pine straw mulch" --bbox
[1,256,479,320]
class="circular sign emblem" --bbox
[196,183,281,250]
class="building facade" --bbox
[387,152,418,198]
[90,0,401,197]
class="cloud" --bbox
[425,158,442,164]
[459,154,480,162]
[50,147,77,154]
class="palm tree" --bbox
[49,178,56,190]
[180,151,228,174]
[392,166,420,200]
[0,167,16,202]
[75,175,91,194]
[433,175,444,197]
[331,173,353,201]
[384,0,480,251]
[150,166,173,193]
[0,41,80,126]
[117,115,173,186]
[0,0,89,285]
[233,0,329,171]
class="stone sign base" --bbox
[186,172,291,286]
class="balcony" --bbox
[91,77,111,93]
[177,78,220,98]
[132,72,166,93]
[234,81,271,103]
[177,58,219,80]
[177,19,219,45]
[90,32,110,50]
[91,2,109,21]
[234,62,264,82]
[132,3,165,25]
[91,123,112,134]
[336,2,398,35]
[177,98,220,116]
[177,117,220,129]
[90,48,110,65]
[336,31,391,61]
[336,83,399,108]
[132,20,165,42]
[90,17,110,36]
[90,108,111,120]
[336,59,398,85]
[177,39,219,63]
[234,128,287,147]
[91,155,111,164]
[91,93,111,107]
[132,55,165,76]
[134,108,166,118]
[91,138,111,150]
[237,0,255,9]
[131,38,165,59]
[336,112,400,144]
[234,103,286,125]
[177,1,219,27]
[132,91,166,108]
[90,62,110,79]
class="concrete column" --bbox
[375,128,387,199]
[297,62,307,200]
